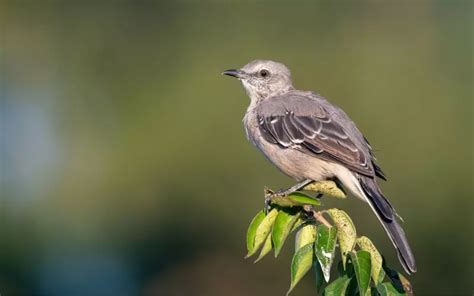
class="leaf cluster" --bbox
[245,189,413,296]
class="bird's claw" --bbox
[264,187,293,213]
[264,197,272,214]
[264,187,274,213]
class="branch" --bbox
[299,204,331,228]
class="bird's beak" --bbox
[222,69,244,79]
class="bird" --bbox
[222,59,416,274]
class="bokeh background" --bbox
[1,1,472,295]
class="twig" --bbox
[313,211,332,228]
[265,180,343,227]
[303,205,332,228]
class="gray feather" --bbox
[257,94,373,177]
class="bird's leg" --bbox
[274,179,314,197]
[264,179,314,212]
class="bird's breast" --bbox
[243,110,336,182]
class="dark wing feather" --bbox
[257,98,374,177]
[364,136,387,180]
[283,115,304,143]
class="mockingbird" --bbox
[223,59,416,274]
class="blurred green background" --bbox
[1,1,472,295]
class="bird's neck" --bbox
[247,86,295,109]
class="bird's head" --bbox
[223,60,294,101]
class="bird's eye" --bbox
[259,69,270,78]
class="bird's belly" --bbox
[254,137,336,182]
[246,121,366,201]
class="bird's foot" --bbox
[273,187,293,197]
[263,180,315,213]
[263,187,298,213]
[264,187,275,213]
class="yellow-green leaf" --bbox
[291,216,304,233]
[287,243,314,295]
[255,232,273,263]
[295,224,317,251]
[327,208,356,268]
[324,274,352,296]
[357,236,384,284]
[272,210,300,257]
[246,210,265,257]
[246,208,278,258]
[366,287,372,296]
[377,282,406,296]
[303,180,346,199]
[350,250,371,296]
[314,224,337,282]
[287,191,321,206]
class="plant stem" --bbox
[313,211,332,228]
[303,205,332,227]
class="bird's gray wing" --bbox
[256,94,375,178]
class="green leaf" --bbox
[313,260,326,295]
[357,236,384,284]
[246,210,266,257]
[350,250,371,296]
[327,208,356,268]
[287,191,321,206]
[377,282,406,296]
[295,224,317,251]
[324,274,352,296]
[272,209,300,257]
[255,232,273,263]
[291,216,304,233]
[267,191,320,208]
[246,208,278,258]
[287,243,314,295]
[314,225,337,282]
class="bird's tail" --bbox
[358,176,417,274]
